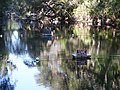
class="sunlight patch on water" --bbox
[11,31,19,42]
[8,53,49,90]
[11,31,20,50]
[4,29,50,90]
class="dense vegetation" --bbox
[0,0,120,90]
[0,0,120,32]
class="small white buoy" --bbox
[0,35,2,38]
[36,57,39,60]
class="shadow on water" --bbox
[0,37,5,60]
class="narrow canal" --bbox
[3,29,50,90]
[0,19,120,90]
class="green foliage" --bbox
[90,0,120,16]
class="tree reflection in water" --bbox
[0,21,120,90]
[33,26,120,90]
[0,65,16,90]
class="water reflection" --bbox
[0,23,120,90]
[0,74,15,90]
[1,30,49,90]
[4,30,27,55]
[7,54,48,90]
[0,37,5,60]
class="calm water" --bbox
[0,22,120,90]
